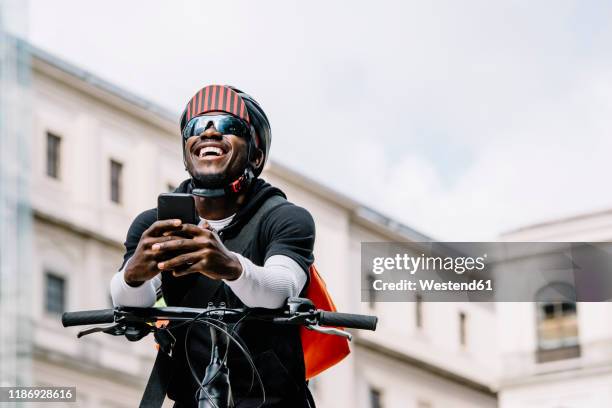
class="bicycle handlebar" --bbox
[62,309,115,327]
[61,300,378,332]
[62,298,377,408]
[319,311,378,331]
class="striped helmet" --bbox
[179,85,271,177]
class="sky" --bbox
[26,0,612,240]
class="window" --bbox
[45,273,66,314]
[369,387,382,408]
[46,132,61,179]
[110,159,123,204]
[366,273,377,309]
[536,301,580,362]
[535,283,580,363]
[459,311,467,347]
[415,293,423,328]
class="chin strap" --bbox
[192,137,257,198]
[192,167,255,198]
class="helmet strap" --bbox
[191,141,256,198]
[191,167,254,198]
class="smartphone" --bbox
[157,193,199,225]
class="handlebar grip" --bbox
[319,311,378,331]
[62,309,115,327]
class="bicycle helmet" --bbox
[179,85,271,197]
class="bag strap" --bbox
[139,194,287,408]
[139,350,173,408]
[222,194,287,253]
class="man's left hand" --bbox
[152,223,243,281]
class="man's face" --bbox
[184,112,252,188]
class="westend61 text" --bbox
[372,279,493,292]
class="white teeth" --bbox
[199,146,223,158]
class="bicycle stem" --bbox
[198,325,233,408]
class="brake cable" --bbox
[183,312,266,408]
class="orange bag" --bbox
[301,265,351,379]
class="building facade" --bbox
[18,43,500,407]
[499,211,612,408]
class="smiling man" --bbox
[110,85,316,407]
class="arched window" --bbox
[535,283,580,363]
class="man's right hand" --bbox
[124,219,184,287]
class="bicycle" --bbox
[62,297,378,408]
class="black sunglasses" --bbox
[182,114,252,140]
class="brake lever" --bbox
[76,321,153,342]
[272,312,317,325]
[77,323,124,338]
[305,325,353,341]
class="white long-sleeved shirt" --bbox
[110,214,307,309]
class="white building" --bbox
[499,211,612,408]
[5,42,501,407]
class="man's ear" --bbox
[250,147,265,172]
